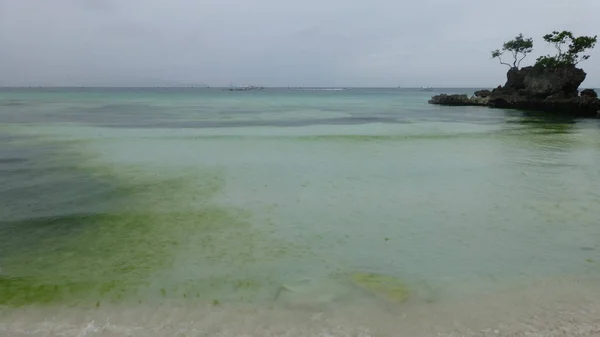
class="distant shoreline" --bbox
[0,86,497,90]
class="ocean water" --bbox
[2,88,600,336]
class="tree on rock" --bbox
[491,33,534,69]
[535,31,597,68]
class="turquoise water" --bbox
[2,88,600,336]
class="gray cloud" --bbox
[0,0,598,87]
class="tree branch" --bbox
[573,55,588,65]
[511,50,518,67]
[555,42,563,57]
[517,53,528,68]
[497,56,513,68]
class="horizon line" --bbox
[1,85,597,89]
[0,85,500,89]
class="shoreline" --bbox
[3,275,600,337]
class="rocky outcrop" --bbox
[474,90,492,98]
[429,66,600,117]
[504,67,527,92]
[581,89,598,98]
[429,94,468,105]
[428,94,488,106]
[495,66,586,98]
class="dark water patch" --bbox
[0,130,30,143]
[0,157,27,164]
[0,100,28,106]
[0,214,95,257]
[0,164,118,221]
[150,129,529,143]
[97,116,404,129]
[332,116,399,124]
[502,110,582,129]
[505,119,575,126]
[297,130,517,143]
[504,120,577,132]
[86,103,156,113]
[0,163,85,176]
[53,104,167,126]
[2,105,404,129]
[518,129,573,135]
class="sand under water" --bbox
[2,88,600,336]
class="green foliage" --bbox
[535,31,597,68]
[491,49,502,59]
[491,33,534,68]
[503,34,534,55]
[534,55,564,69]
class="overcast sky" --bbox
[0,0,598,87]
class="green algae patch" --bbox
[349,272,410,303]
[0,127,311,308]
[0,207,251,306]
[0,154,254,307]
[0,276,93,305]
[0,160,299,307]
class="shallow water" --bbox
[2,88,600,336]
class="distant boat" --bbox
[420,86,433,91]
[227,85,265,92]
[298,88,347,91]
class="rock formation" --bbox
[474,90,492,98]
[428,94,488,106]
[493,65,586,97]
[581,89,598,98]
[429,66,600,117]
